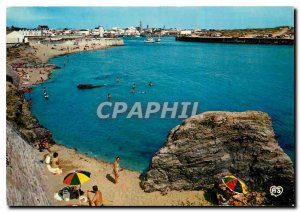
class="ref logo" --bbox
[270,186,283,197]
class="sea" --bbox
[30,37,295,172]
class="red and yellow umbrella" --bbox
[222,175,248,194]
[63,170,91,185]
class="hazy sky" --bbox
[6,7,294,29]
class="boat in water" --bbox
[155,37,161,43]
[144,37,155,43]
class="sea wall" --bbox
[176,36,294,45]
[141,111,294,206]
[28,37,124,46]
[6,121,51,206]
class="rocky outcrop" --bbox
[6,82,54,144]
[6,122,51,206]
[141,111,294,206]
[77,84,104,89]
[6,64,20,86]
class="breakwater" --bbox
[176,36,294,45]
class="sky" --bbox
[6,7,294,29]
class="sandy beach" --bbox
[41,145,210,206]
[7,39,210,206]
[7,38,123,87]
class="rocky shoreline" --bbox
[6,38,124,145]
[141,111,295,206]
[6,38,125,206]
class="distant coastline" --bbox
[175,36,294,45]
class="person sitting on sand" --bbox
[113,156,122,184]
[87,185,103,206]
[46,152,62,175]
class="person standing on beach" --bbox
[87,185,103,206]
[113,156,122,184]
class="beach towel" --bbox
[44,154,51,164]
[54,193,63,201]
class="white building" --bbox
[92,26,104,37]
[180,30,192,35]
[77,29,90,36]
[6,30,42,44]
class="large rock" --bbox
[141,111,294,206]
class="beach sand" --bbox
[7,40,210,206]
[42,145,210,206]
[8,39,122,87]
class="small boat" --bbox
[155,36,161,43]
[144,37,155,43]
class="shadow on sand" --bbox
[106,174,115,184]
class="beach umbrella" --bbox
[222,175,248,194]
[63,170,91,185]
[63,170,91,205]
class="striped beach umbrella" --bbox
[222,175,248,194]
[63,170,91,185]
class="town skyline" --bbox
[7,7,294,30]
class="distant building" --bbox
[6,29,42,44]
[78,29,90,36]
[92,26,104,37]
[139,20,142,33]
[37,25,49,36]
[180,30,192,35]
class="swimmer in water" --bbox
[132,82,136,89]
[107,93,112,100]
[149,81,153,87]
[131,89,135,94]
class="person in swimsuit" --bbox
[132,83,136,89]
[87,185,103,206]
[113,156,122,184]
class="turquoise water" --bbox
[30,37,294,171]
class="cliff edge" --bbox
[6,122,51,206]
[141,111,294,206]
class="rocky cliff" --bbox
[141,111,294,206]
[6,122,51,206]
